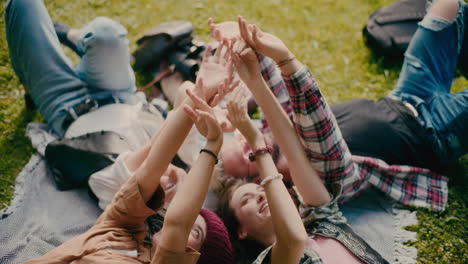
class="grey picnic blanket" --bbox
[0,123,418,264]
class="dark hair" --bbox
[215,176,267,264]
[143,213,163,248]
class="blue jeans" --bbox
[5,0,137,137]
[390,0,468,166]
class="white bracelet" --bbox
[260,173,283,187]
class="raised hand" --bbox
[213,106,235,132]
[208,18,241,42]
[226,82,261,144]
[196,40,234,104]
[238,16,293,63]
[183,84,223,144]
[230,39,262,85]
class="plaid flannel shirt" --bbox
[258,55,448,211]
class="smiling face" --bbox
[229,183,275,243]
[153,164,207,251]
[152,214,207,251]
[221,131,260,178]
[221,130,289,181]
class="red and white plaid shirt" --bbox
[258,55,448,211]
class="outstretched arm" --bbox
[238,17,358,191]
[207,18,293,130]
[158,85,223,253]
[124,81,194,172]
[232,17,331,206]
[226,86,306,264]
[133,95,194,203]
[127,42,233,202]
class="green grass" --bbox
[0,0,466,263]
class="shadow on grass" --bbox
[0,108,38,209]
[445,155,468,187]
[368,50,403,69]
[365,48,403,72]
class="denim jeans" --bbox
[389,0,468,166]
[5,0,137,137]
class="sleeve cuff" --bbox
[299,183,347,224]
[152,245,200,263]
[282,65,312,94]
[282,64,309,82]
[102,174,162,225]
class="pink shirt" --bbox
[306,236,363,264]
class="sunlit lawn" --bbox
[0,0,466,263]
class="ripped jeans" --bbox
[5,0,137,136]
[389,0,468,166]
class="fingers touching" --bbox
[238,16,253,47]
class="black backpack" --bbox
[45,131,132,190]
[363,0,468,79]
[363,0,428,58]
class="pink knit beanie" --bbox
[198,209,235,264]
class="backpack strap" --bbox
[375,11,427,24]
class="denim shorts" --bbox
[389,0,468,165]
[5,0,137,137]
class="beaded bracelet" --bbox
[260,173,283,187]
[200,149,218,164]
[248,146,273,162]
[276,56,296,67]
